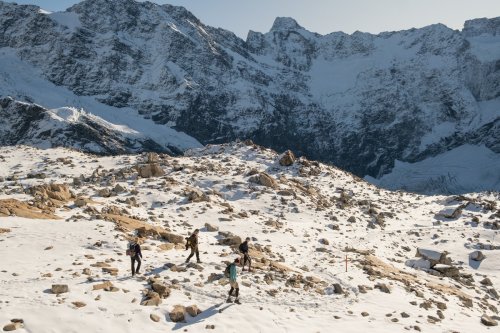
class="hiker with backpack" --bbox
[185,229,201,263]
[127,237,142,277]
[225,258,241,304]
[239,237,252,271]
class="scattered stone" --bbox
[72,301,86,308]
[481,314,498,326]
[186,305,202,317]
[51,284,69,294]
[480,278,493,286]
[169,305,186,322]
[279,150,295,166]
[332,283,344,294]
[469,251,485,262]
[151,283,171,298]
[205,223,218,232]
[249,172,278,189]
[150,314,160,322]
[374,283,390,293]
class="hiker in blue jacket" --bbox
[227,258,241,304]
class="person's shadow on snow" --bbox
[172,303,234,330]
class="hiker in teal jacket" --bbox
[227,258,241,304]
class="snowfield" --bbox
[0,142,499,332]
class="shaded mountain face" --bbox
[0,97,172,154]
[0,0,498,188]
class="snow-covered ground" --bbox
[0,143,499,332]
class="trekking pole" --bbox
[345,254,348,273]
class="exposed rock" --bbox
[480,277,493,286]
[2,322,23,331]
[137,163,164,178]
[279,150,296,166]
[30,183,74,203]
[92,281,114,291]
[169,305,186,322]
[141,291,162,306]
[481,314,498,326]
[469,251,485,262]
[0,199,60,219]
[205,223,219,232]
[415,248,451,267]
[187,188,209,202]
[433,264,460,277]
[150,314,160,322]
[152,283,171,298]
[74,197,90,207]
[250,172,278,189]
[375,283,391,293]
[332,283,344,294]
[51,284,69,294]
[72,301,86,308]
[186,305,202,317]
[0,228,11,234]
[218,235,242,246]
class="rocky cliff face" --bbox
[0,0,498,192]
[0,97,171,154]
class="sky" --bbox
[6,0,500,38]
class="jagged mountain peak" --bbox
[269,16,305,32]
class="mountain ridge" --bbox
[0,0,499,194]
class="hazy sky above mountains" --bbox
[7,0,500,38]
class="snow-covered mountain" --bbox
[0,0,499,193]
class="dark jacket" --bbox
[187,234,198,248]
[130,242,142,258]
[239,241,249,253]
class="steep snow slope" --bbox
[0,142,499,332]
[0,0,498,194]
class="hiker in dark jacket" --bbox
[185,229,201,263]
[127,237,142,276]
[227,258,241,304]
[239,237,252,271]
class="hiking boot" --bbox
[226,297,233,303]
[235,299,241,304]
[197,260,202,264]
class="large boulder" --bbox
[415,248,451,267]
[169,305,186,322]
[141,291,162,306]
[187,188,209,202]
[279,150,296,166]
[137,163,164,178]
[469,251,486,262]
[205,223,219,232]
[249,172,278,189]
[481,314,498,326]
[151,283,171,298]
[30,184,73,203]
[433,264,460,277]
[186,305,202,317]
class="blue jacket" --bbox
[229,263,237,281]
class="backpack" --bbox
[224,263,232,278]
[126,243,136,257]
[185,237,191,250]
